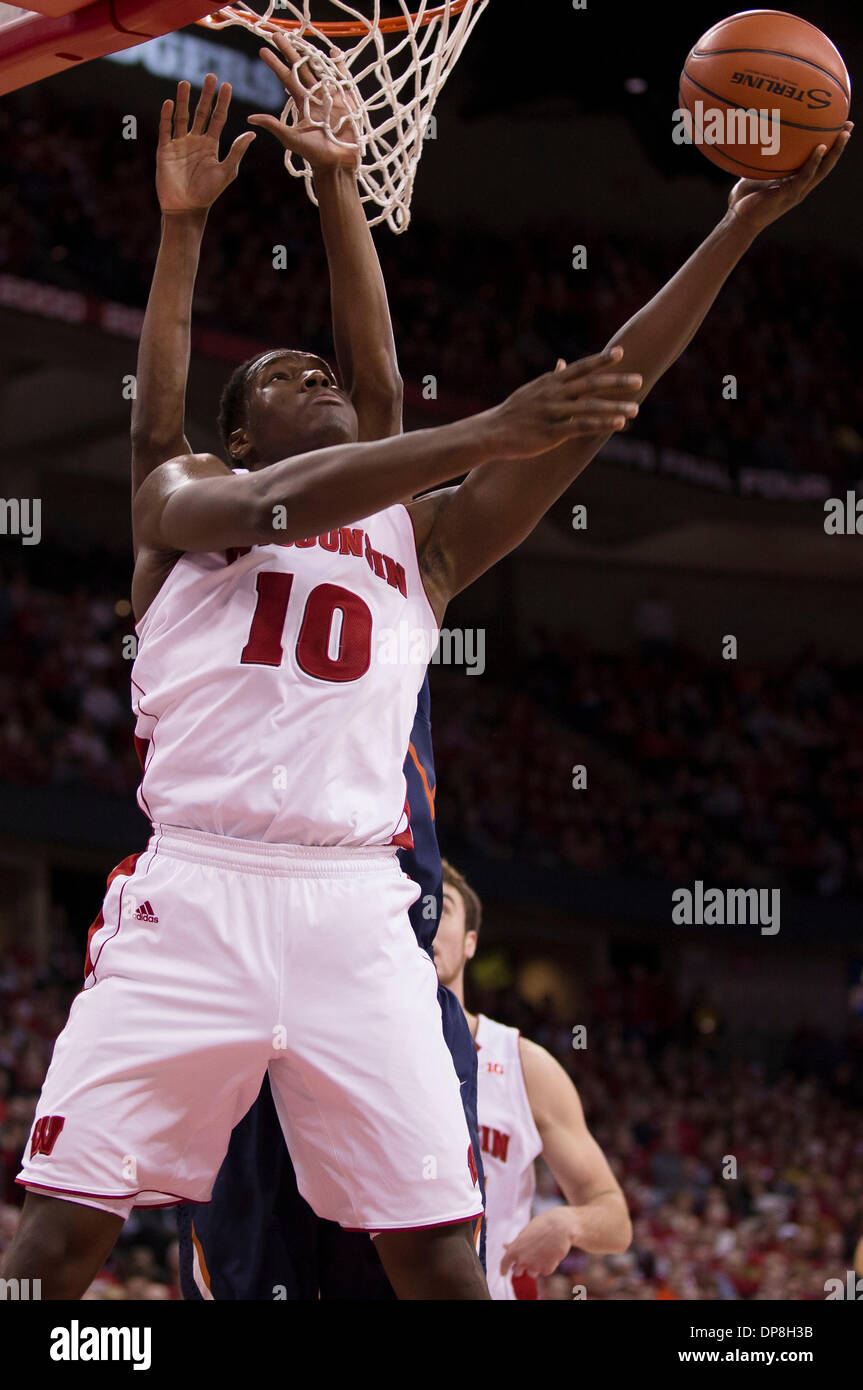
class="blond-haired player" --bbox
[433,861,631,1299]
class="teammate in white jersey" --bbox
[433,861,631,1299]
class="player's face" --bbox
[242,351,358,465]
[432,885,476,988]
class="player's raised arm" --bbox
[130,76,255,503]
[499,1039,632,1280]
[249,36,402,441]
[410,124,853,620]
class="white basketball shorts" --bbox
[17,826,482,1232]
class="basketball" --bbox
[679,9,850,179]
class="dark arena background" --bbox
[1,0,862,1331]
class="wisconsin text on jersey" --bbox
[227,523,408,598]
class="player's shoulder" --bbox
[517,1034,584,1126]
[517,1033,561,1081]
[133,451,229,515]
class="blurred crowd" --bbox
[0,925,180,1297]
[435,621,863,898]
[2,565,862,898]
[0,566,140,798]
[472,971,863,1301]
[2,90,862,487]
[2,918,862,1299]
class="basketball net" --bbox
[200,1,489,232]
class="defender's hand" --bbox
[157,75,256,215]
[483,347,641,459]
[249,35,361,172]
[727,121,852,236]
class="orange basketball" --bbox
[679,9,850,179]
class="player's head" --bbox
[433,860,481,993]
[218,349,358,468]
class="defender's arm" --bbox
[130,76,255,503]
[250,35,402,440]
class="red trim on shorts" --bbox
[83,852,142,979]
[512,1272,539,1300]
[343,1209,484,1235]
[17,1177,208,1208]
[390,791,414,850]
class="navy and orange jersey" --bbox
[399,672,442,954]
[177,675,485,1300]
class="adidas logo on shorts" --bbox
[134,900,159,923]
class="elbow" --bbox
[383,370,404,405]
[610,1203,633,1253]
[131,428,187,465]
[613,1216,633,1254]
[586,1193,632,1254]
[353,368,403,411]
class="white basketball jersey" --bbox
[476,1014,543,1300]
[131,503,437,848]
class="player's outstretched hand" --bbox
[727,120,853,235]
[157,75,256,215]
[249,34,361,172]
[484,347,641,459]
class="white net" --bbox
[200,0,489,232]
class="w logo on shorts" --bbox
[135,901,159,923]
[30,1115,65,1158]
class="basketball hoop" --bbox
[197,1,489,232]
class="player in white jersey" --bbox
[3,46,848,1298]
[433,861,631,1299]
[2,66,646,1300]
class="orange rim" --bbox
[199,0,472,36]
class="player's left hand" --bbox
[249,33,361,172]
[500,1206,578,1280]
[727,120,852,234]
